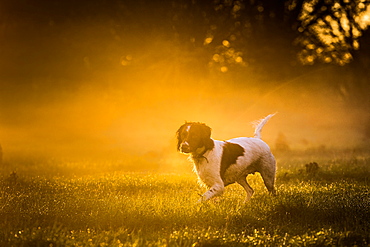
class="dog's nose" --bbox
[180,143,190,153]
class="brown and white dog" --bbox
[176,114,276,202]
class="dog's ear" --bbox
[176,123,187,151]
[199,124,214,150]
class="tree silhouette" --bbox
[186,0,370,67]
[295,0,370,65]
[1,0,369,80]
[165,0,370,91]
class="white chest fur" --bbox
[192,140,223,188]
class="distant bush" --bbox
[275,132,291,152]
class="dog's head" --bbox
[176,122,214,154]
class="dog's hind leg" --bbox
[259,165,277,196]
[237,176,254,201]
[257,154,277,196]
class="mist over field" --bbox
[0,0,369,166]
[1,69,368,158]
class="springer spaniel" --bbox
[176,114,276,202]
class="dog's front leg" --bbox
[198,183,224,202]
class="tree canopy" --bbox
[170,0,370,70]
[1,0,369,80]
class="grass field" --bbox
[0,149,369,246]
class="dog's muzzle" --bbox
[180,143,191,153]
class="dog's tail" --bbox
[253,113,276,139]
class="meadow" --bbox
[0,149,369,246]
